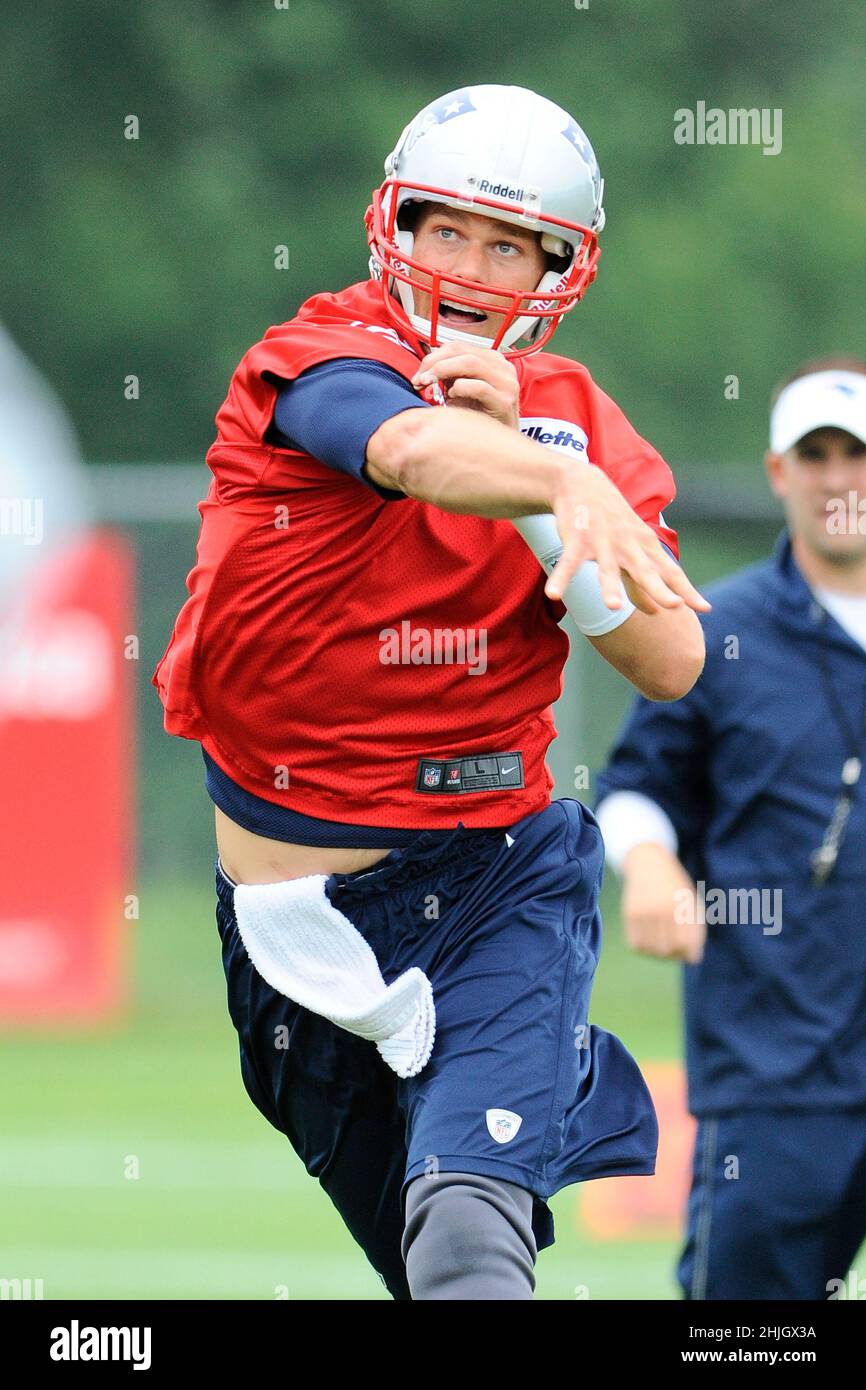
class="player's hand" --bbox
[411,342,520,430]
[620,843,705,963]
[545,461,711,615]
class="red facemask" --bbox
[365,178,601,358]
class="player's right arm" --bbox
[366,405,705,620]
[266,355,705,700]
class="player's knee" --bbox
[401,1170,537,1300]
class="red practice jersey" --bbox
[153,279,679,828]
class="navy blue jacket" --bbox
[595,530,866,1115]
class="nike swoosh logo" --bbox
[500,764,517,775]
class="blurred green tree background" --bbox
[3,0,864,481]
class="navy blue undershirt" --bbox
[264,356,432,500]
[203,749,502,847]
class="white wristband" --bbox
[511,512,636,635]
[595,791,679,876]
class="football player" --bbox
[154,84,708,1300]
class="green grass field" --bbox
[0,876,747,1300]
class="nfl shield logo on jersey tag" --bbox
[486,1108,523,1144]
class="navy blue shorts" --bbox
[678,1109,866,1300]
[215,797,657,1298]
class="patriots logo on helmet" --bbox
[563,116,595,169]
[428,90,477,126]
[404,91,477,158]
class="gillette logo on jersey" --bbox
[520,418,589,456]
[152,279,678,828]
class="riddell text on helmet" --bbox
[475,180,525,200]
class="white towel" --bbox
[232,873,435,1079]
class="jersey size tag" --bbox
[415,752,525,794]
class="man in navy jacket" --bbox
[595,355,866,1300]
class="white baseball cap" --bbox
[770,370,866,453]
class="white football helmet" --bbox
[365,84,605,356]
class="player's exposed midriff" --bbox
[214,806,394,885]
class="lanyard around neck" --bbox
[809,615,866,886]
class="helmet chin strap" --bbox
[407,308,499,350]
